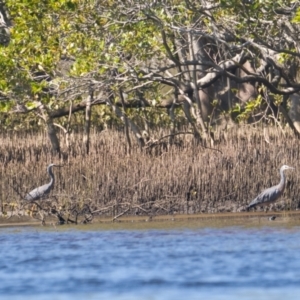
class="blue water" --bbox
[1,224,300,300]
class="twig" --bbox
[91,205,114,214]
[112,207,130,222]
[131,204,150,214]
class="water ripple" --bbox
[0,226,300,299]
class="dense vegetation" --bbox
[1,1,300,153]
[1,128,299,224]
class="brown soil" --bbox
[1,210,300,229]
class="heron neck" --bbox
[47,166,55,185]
[279,168,286,190]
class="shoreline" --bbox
[1,210,300,229]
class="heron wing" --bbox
[25,183,52,201]
[248,185,280,207]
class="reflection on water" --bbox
[1,219,300,300]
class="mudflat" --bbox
[1,210,300,230]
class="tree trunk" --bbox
[83,88,93,155]
[189,33,213,144]
[182,96,201,141]
[0,1,11,46]
[108,99,145,149]
[288,93,300,136]
[47,121,60,154]
[37,101,60,154]
[119,89,132,154]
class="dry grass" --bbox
[0,125,300,223]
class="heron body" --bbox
[247,165,294,210]
[25,163,57,201]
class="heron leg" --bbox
[27,202,40,218]
[27,203,36,217]
[39,210,46,226]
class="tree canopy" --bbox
[1,0,300,147]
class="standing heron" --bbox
[247,165,294,211]
[25,163,60,201]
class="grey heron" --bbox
[247,165,294,211]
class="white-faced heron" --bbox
[247,165,294,211]
[25,163,61,201]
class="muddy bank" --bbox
[1,210,300,229]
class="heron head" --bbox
[47,163,63,169]
[281,165,294,171]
